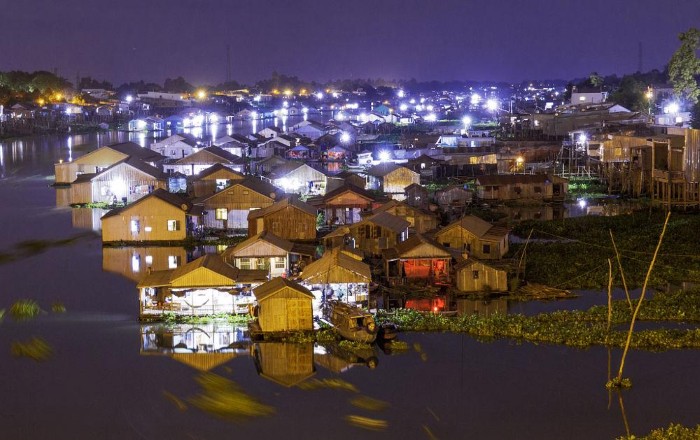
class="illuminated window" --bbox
[131,255,140,273]
[144,226,152,232]
[275,257,285,269]
[215,179,228,191]
[469,156,479,165]
[168,256,180,269]
[145,255,153,264]
[240,258,251,269]
[167,220,179,231]
[130,219,140,234]
[257,258,266,269]
[215,208,227,220]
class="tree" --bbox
[691,101,700,129]
[163,76,193,93]
[608,76,646,112]
[668,28,700,104]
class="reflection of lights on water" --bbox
[67,137,73,162]
[578,199,587,209]
[227,124,233,136]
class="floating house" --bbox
[300,247,371,305]
[195,177,280,230]
[253,278,315,332]
[137,254,267,318]
[306,183,382,226]
[474,174,568,202]
[368,200,438,234]
[383,234,452,285]
[101,189,196,242]
[455,259,510,293]
[247,197,318,241]
[364,163,420,200]
[221,230,314,278]
[190,163,246,197]
[434,215,509,260]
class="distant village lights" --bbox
[462,116,472,126]
[486,99,499,112]
[378,150,391,162]
[665,102,680,114]
[340,132,351,143]
[397,89,405,98]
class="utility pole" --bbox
[226,44,231,84]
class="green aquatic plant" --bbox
[9,299,41,320]
[11,337,52,361]
[619,423,700,440]
[51,302,66,313]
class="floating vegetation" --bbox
[51,302,66,313]
[345,414,388,431]
[188,373,274,421]
[606,377,632,389]
[9,299,41,320]
[298,378,359,393]
[11,337,52,361]
[376,301,700,351]
[162,313,251,325]
[338,340,373,351]
[620,423,700,440]
[349,395,389,412]
[385,340,409,351]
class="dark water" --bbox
[1,131,700,439]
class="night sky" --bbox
[2,0,699,85]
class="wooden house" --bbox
[163,146,245,176]
[151,134,199,159]
[195,177,280,230]
[101,189,196,242]
[136,254,268,318]
[252,343,316,387]
[324,212,409,257]
[190,163,246,198]
[474,174,568,202]
[300,247,371,305]
[404,183,430,210]
[434,215,509,260]
[648,131,700,209]
[435,184,474,211]
[383,234,452,284]
[247,197,317,240]
[455,259,509,293]
[258,126,283,139]
[69,156,167,205]
[221,230,314,278]
[291,120,326,140]
[270,162,329,196]
[54,141,164,185]
[306,183,383,227]
[253,155,288,175]
[326,171,367,193]
[102,246,188,282]
[369,200,438,234]
[254,278,314,332]
[405,154,445,182]
[364,163,420,200]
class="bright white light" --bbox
[335,111,344,121]
[340,132,350,143]
[280,108,289,116]
[425,113,437,122]
[675,116,683,124]
[420,98,425,103]
[415,105,423,111]
[470,93,481,105]
[666,102,680,114]
[136,120,147,130]
[578,134,587,143]
[209,113,219,124]
[578,199,587,209]
[409,98,416,104]
[283,100,289,108]
[397,89,405,98]
[254,95,261,102]
[183,117,191,127]
[110,177,127,199]
[125,95,133,103]
[379,150,391,162]
[250,111,258,119]
[462,116,472,126]
[359,112,368,122]
[426,105,434,112]
[302,107,308,114]
[316,92,324,99]
[332,92,339,98]
[399,103,408,111]
[486,99,499,111]
[193,114,204,127]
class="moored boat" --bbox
[323,300,378,343]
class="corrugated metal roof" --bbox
[191,163,245,181]
[222,231,294,258]
[440,215,509,241]
[362,211,410,232]
[109,141,165,163]
[365,162,400,177]
[254,277,314,302]
[171,254,239,283]
[248,197,317,219]
[102,188,190,219]
[383,234,451,260]
[300,248,371,284]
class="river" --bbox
[0,127,699,439]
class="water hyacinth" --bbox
[9,299,41,320]
[11,337,52,361]
[188,373,274,421]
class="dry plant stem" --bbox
[609,230,632,311]
[615,211,671,383]
[607,258,613,337]
[518,228,534,276]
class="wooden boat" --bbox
[323,300,378,343]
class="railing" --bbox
[141,303,250,317]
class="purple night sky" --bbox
[2,0,699,85]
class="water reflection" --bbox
[103,246,189,282]
[141,323,249,371]
[252,342,316,387]
[71,207,109,232]
[455,297,509,316]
